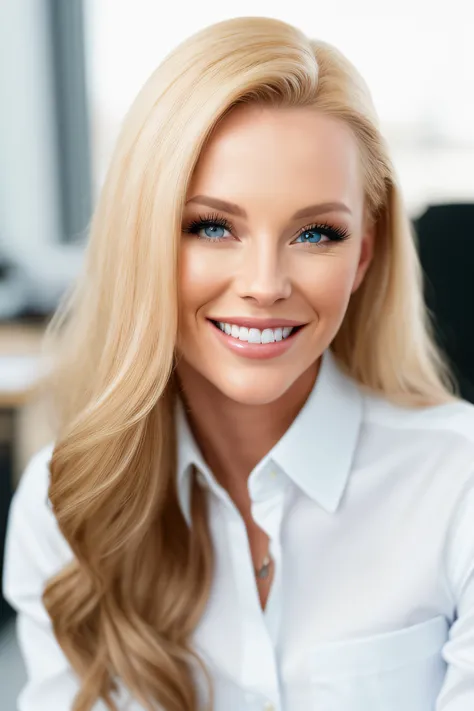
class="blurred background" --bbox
[0,1,473,707]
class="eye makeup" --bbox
[182,211,351,246]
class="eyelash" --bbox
[182,211,350,246]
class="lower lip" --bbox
[207,320,305,360]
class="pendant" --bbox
[256,555,271,579]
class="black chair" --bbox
[414,203,474,403]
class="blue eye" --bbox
[295,230,327,244]
[182,213,234,242]
[201,225,227,239]
[292,222,350,246]
[182,213,351,246]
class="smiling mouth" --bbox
[208,319,305,344]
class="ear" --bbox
[351,219,375,294]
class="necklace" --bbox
[256,550,272,579]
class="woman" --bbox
[3,14,474,711]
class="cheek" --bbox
[297,254,358,315]
[178,244,225,317]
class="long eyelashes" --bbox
[182,212,237,237]
[182,211,351,245]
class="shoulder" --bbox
[359,394,474,543]
[363,392,474,446]
[360,393,474,491]
[14,441,56,509]
[9,442,60,533]
[2,442,74,611]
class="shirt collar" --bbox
[175,348,364,526]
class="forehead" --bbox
[188,105,364,210]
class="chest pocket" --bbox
[308,615,449,711]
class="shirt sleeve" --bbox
[1,445,110,711]
[437,472,474,710]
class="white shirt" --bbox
[3,347,474,711]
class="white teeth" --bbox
[261,329,275,344]
[216,321,297,343]
[248,328,259,343]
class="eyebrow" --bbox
[185,195,352,219]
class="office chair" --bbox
[414,203,474,403]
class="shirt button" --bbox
[263,702,275,711]
[269,470,277,479]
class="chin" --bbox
[209,369,298,406]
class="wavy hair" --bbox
[39,14,458,711]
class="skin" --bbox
[175,104,374,608]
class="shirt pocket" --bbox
[308,615,449,711]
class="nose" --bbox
[235,238,292,306]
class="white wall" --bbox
[0,0,62,251]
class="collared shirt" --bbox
[3,347,474,710]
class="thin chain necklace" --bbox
[256,548,272,579]
[193,464,273,580]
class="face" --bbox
[176,104,374,405]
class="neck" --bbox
[175,358,321,501]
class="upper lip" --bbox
[208,316,306,329]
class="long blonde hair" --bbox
[39,15,458,711]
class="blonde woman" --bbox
[3,15,474,711]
